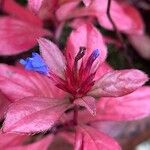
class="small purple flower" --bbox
[20,52,48,74]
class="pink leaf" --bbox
[89,69,148,97]
[37,0,56,20]
[66,23,107,68]
[91,121,127,138]
[117,1,144,34]
[96,86,150,121]
[38,38,66,78]
[3,97,70,133]
[128,34,150,60]
[5,135,53,150]
[0,132,27,149]
[69,18,94,29]
[0,92,10,119]
[0,64,64,102]
[59,132,75,145]
[0,17,49,55]
[75,125,121,150]
[74,96,96,116]
[56,1,79,21]
[28,0,44,14]
[3,0,42,26]
[69,0,144,34]
[95,0,144,34]
[94,62,113,80]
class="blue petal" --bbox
[19,52,48,74]
[20,59,27,65]
[31,53,46,67]
[33,66,48,74]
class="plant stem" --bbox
[73,105,78,126]
[106,0,133,67]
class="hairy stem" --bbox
[73,105,78,126]
[106,0,133,67]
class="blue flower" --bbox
[20,52,48,74]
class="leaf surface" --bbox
[3,97,70,133]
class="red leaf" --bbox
[3,97,70,133]
[5,135,53,150]
[75,125,121,150]
[95,0,144,34]
[89,69,148,97]
[94,62,113,81]
[0,64,64,102]
[0,132,27,149]
[68,0,144,34]
[91,121,127,138]
[59,131,75,145]
[128,34,150,60]
[0,92,10,119]
[28,0,44,14]
[56,1,79,21]
[96,86,150,121]
[0,17,49,55]
[3,0,42,26]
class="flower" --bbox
[0,23,149,150]
[36,24,148,103]
[20,52,48,74]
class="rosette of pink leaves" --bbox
[0,23,149,150]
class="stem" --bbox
[73,105,78,126]
[0,0,4,12]
[106,0,133,67]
